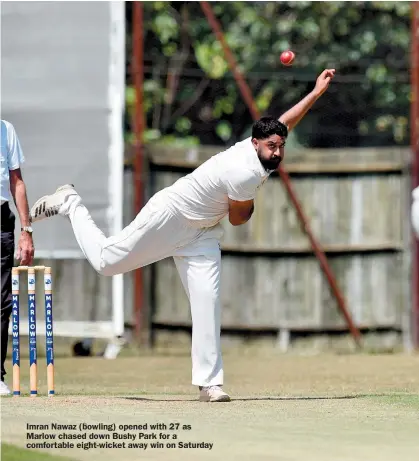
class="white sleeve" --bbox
[6,122,25,170]
[225,169,259,202]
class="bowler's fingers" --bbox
[321,69,335,78]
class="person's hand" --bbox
[314,69,336,97]
[16,232,34,266]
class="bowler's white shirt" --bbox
[1,120,25,203]
[164,137,272,227]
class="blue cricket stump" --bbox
[44,267,54,396]
[11,268,20,396]
[11,266,54,397]
[27,267,37,396]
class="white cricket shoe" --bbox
[0,381,11,395]
[199,385,231,402]
[30,184,78,223]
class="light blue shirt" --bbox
[1,120,25,203]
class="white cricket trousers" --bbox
[64,190,224,387]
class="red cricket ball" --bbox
[280,50,295,66]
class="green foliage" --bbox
[128,1,411,147]
[195,41,229,79]
[216,121,232,141]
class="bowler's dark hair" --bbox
[252,116,288,140]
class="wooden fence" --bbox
[145,144,412,345]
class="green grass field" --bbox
[1,444,75,461]
[1,349,419,461]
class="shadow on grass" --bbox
[122,393,393,402]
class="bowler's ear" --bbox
[251,138,258,150]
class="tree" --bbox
[125,1,411,148]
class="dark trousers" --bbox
[1,202,15,382]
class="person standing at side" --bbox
[412,186,419,238]
[0,120,34,395]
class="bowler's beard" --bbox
[257,150,282,171]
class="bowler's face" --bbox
[252,134,286,170]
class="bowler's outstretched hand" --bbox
[314,69,336,97]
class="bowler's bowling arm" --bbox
[278,89,321,133]
[279,69,335,132]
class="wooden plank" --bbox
[154,258,189,324]
[154,259,170,322]
[149,158,406,174]
[285,147,410,165]
[220,242,403,254]
[219,257,238,325]
[151,320,402,333]
[152,253,404,330]
[139,144,410,174]
[319,254,404,328]
[141,144,410,164]
[282,163,406,174]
